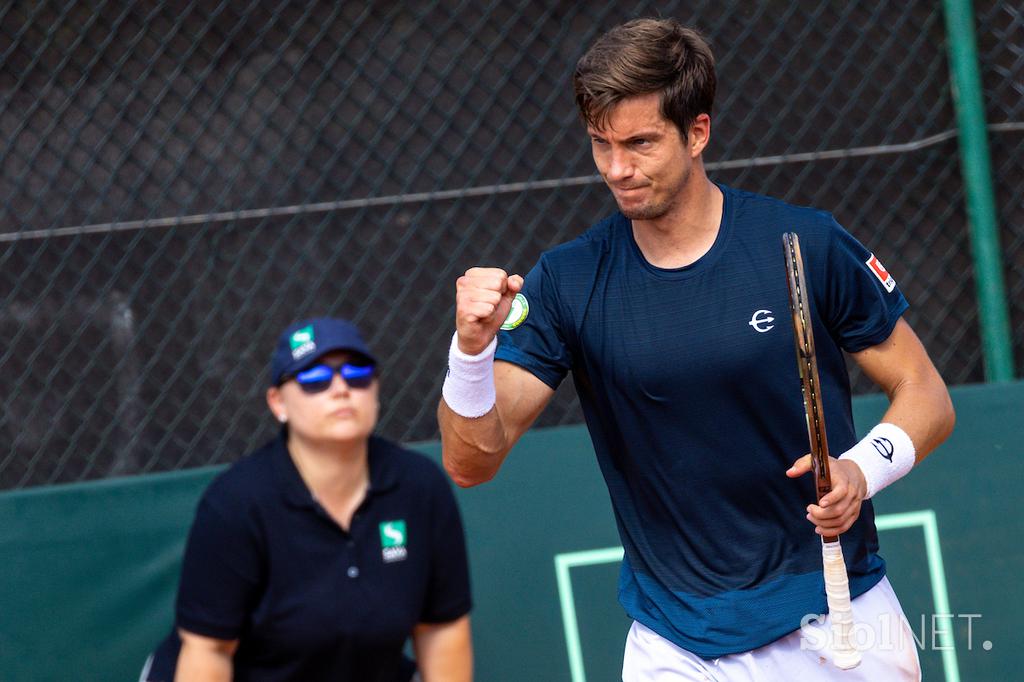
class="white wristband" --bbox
[839,423,916,499]
[441,332,497,418]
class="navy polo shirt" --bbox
[148,434,471,682]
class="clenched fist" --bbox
[455,267,524,355]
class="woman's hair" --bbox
[573,18,716,136]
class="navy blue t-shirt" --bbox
[147,434,471,682]
[495,184,908,658]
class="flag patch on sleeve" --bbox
[865,254,897,293]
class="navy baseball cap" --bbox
[271,318,377,386]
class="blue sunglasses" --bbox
[291,362,376,393]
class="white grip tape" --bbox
[441,332,497,418]
[822,540,861,670]
[839,422,915,499]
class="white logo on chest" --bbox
[748,309,775,333]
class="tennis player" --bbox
[438,18,953,680]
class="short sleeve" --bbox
[418,474,472,623]
[817,219,909,352]
[175,489,265,640]
[495,256,572,389]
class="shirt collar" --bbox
[271,431,400,508]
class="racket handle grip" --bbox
[822,540,862,669]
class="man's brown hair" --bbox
[573,18,716,136]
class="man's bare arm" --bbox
[790,318,955,536]
[439,360,554,487]
[439,266,556,487]
[848,317,955,461]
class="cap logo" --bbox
[501,293,530,330]
[379,520,408,563]
[289,325,316,360]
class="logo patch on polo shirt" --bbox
[289,325,316,360]
[500,293,529,330]
[865,254,897,293]
[379,520,408,563]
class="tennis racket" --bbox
[782,232,861,670]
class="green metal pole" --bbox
[942,0,1015,381]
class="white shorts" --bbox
[622,576,921,681]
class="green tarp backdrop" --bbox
[1,382,1021,681]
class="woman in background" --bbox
[144,317,472,681]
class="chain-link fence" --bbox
[1,1,1020,489]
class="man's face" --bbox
[587,93,698,221]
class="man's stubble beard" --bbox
[613,164,690,221]
[619,199,674,221]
